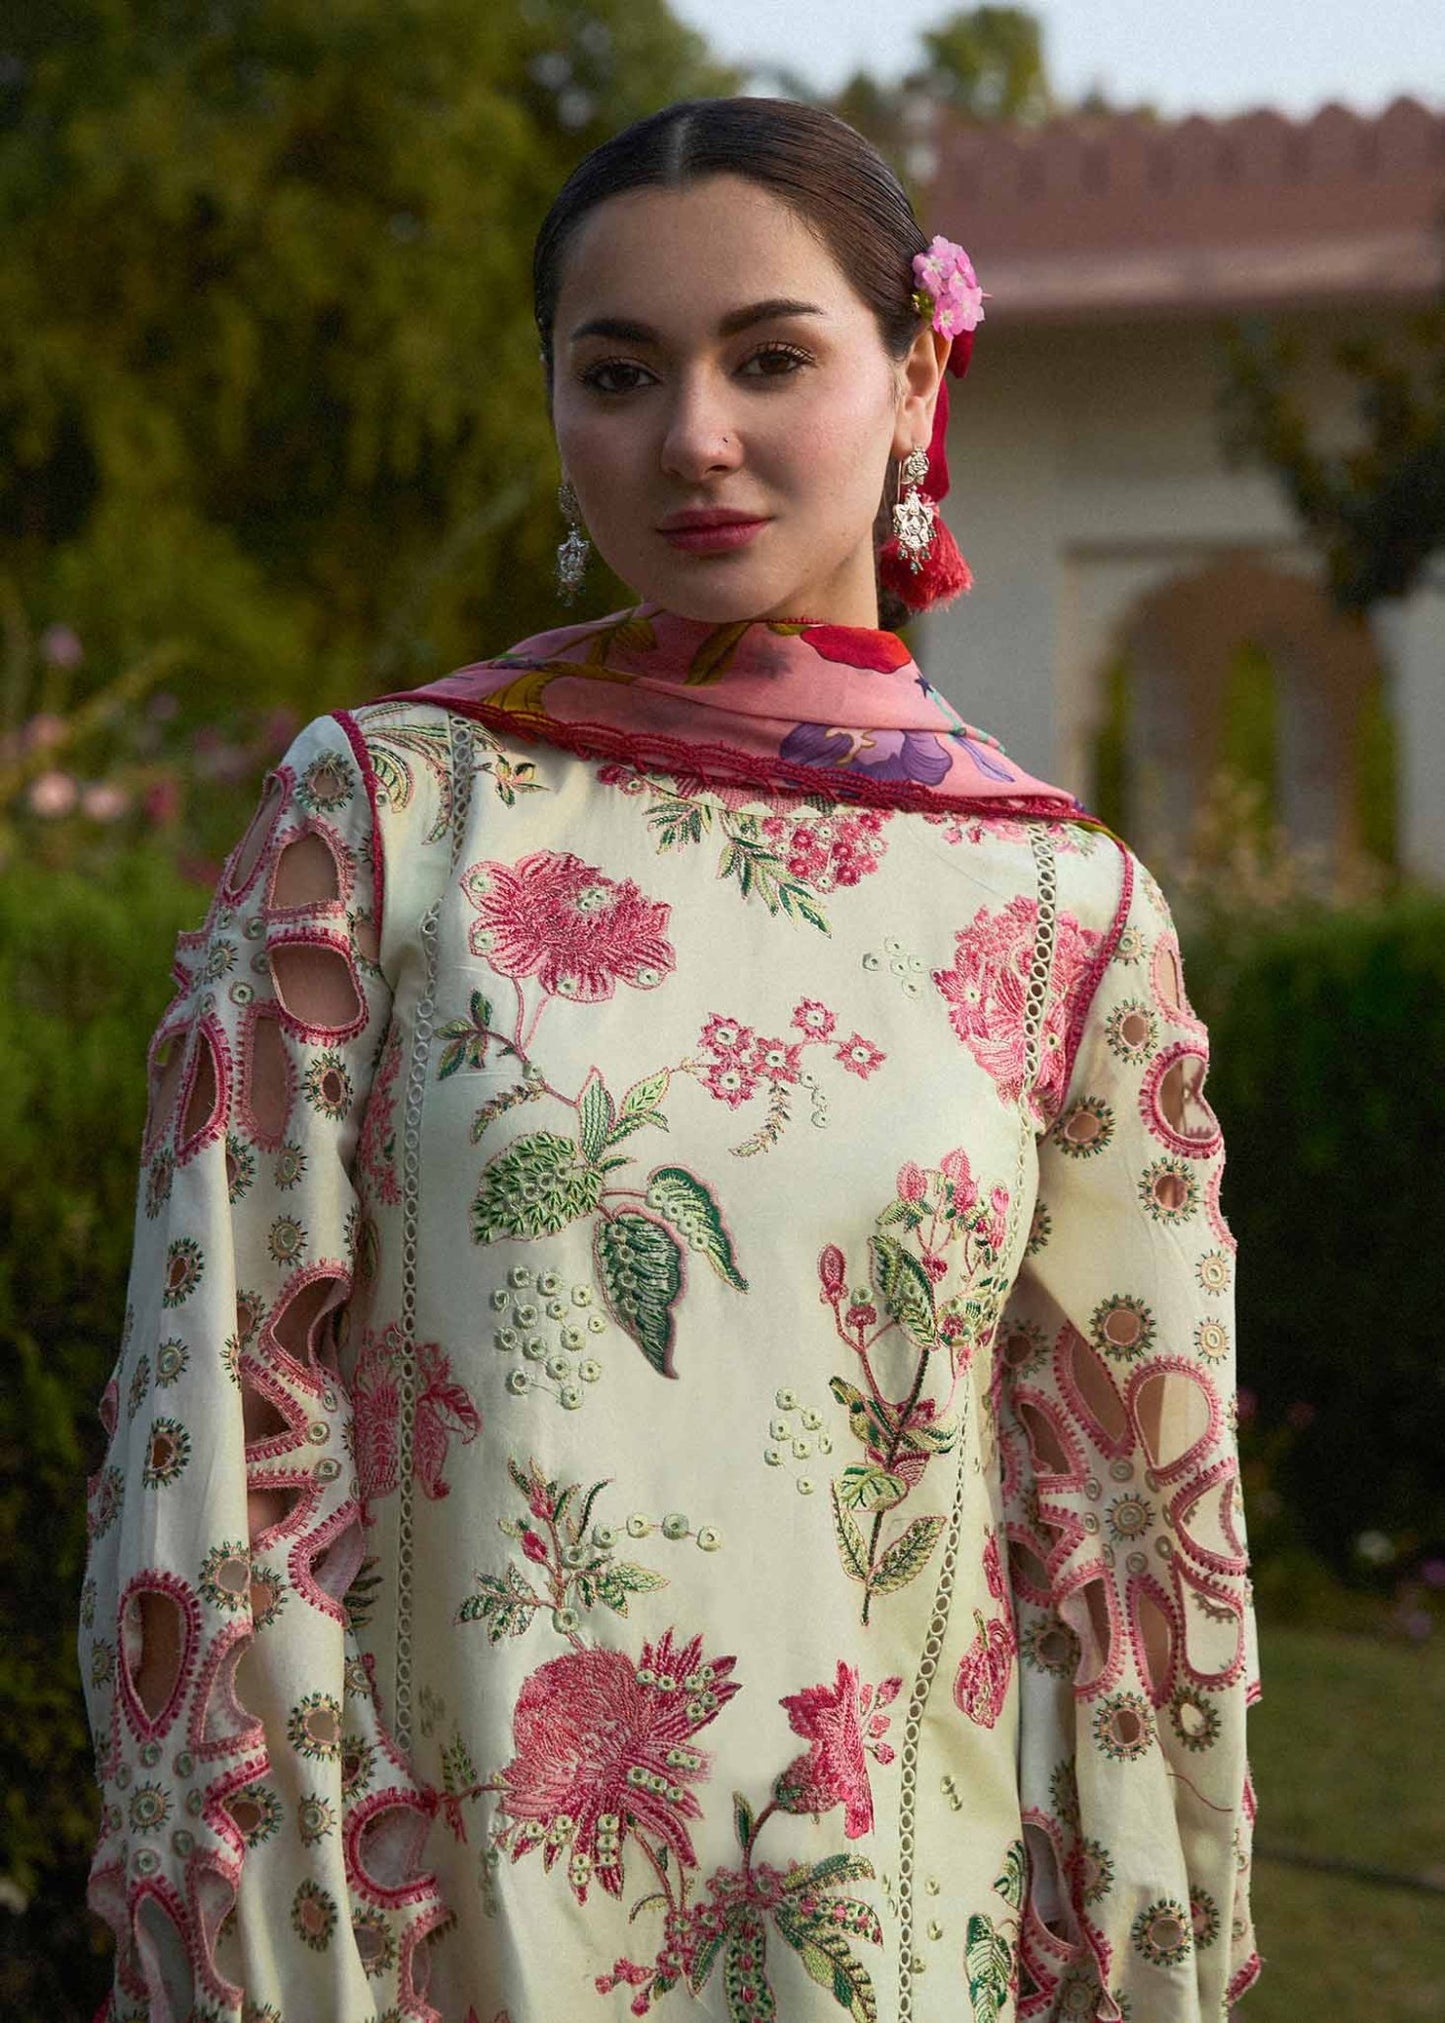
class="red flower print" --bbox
[351,1325,480,1504]
[792,998,836,1041]
[800,625,913,675]
[462,850,675,1003]
[933,897,1102,1122]
[835,1032,885,1079]
[775,1660,901,1839]
[497,1629,739,1902]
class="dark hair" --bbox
[532,98,931,627]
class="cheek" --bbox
[776,378,893,508]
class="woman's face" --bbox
[550,175,946,628]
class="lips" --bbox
[657,510,771,555]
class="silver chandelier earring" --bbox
[890,444,937,571]
[556,479,591,604]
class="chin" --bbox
[630,558,806,625]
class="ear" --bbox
[892,325,951,459]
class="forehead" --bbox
[555,175,865,333]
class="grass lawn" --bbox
[1243,1619,1445,2021]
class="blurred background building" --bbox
[923,96,1445,886]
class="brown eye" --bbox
[740,344,813,378]
[580,359,654,395]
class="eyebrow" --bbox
[568,298,828,345]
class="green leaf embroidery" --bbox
[472,1133,602,1243]
[456,1565,536,1641]
[830,1479,871,1585]
[994,1837,1027,1913]
[595,1561,668,1615]
[868,1513,947,1597]
[868,1233,937,1345]
[644,1167,748,1290]
[577,1070,617,1163]
[594,1211,684,1376]
[964,1912,1014,2023]
[787,1853,877,1892]
[774,1912,880,2023]
[622,1068,671,1118]
[733,1791,754,1852]
[835,1464,909,1515]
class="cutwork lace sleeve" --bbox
[77,712,446,2022]
[994,841,1261,2020]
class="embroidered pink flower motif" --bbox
[800,625,913,675]
[940,1145,979,1212]
[792,998,836,1041]
[775,1661,902,1839]
[913,236,987,339]
[897,1161,927,1203]
[699,1013,753,1060]
[462,850,675,1003]
[835,1032,886,1079]
[953,1532,1017,1728]
[497,1630,739,1901]
[760,807,890,891]
[701,1057,760,1109]
[357,1023,403,1207]
[749,1035,804,1084]
[351,1325,481,1504]
[932,896,1102,1123]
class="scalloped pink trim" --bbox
[1150,926,1209,1036]
[290,1500,365,1623]
[236,1000,295,1149]
[118,1571,201,1743]
[188,1619,266,1763]
[262,810,357,918]
[1012,1384,1089,1489]
[222,765,292,904]
[1126,1356,1224,1485]
[1206,1159,1238,1254]
[238,1350,313,1460]
[174,1013,233,1165]
[1054,1559,1126,1698]
[1125,1566,1184,1705]
[345,1787,443,1909]
[1169,1459,1249,1577]
[142,1015,192,1161]
[1228,1952,1264,2004]
[258,1261,352,1391]
[1054,1324,1132,1460]
[198,1752,272,1867]
[1139,1039,1222,1160]
[266,925,369,1043]
[335,709,387,944]
[1170,1553,1248,1687]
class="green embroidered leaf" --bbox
[689,1924,728,1995]
[472,1133,602,1243]
[456,1566,536,1641]
[774,1913,879,2023]
[835,1464,909,1514]
[830,1478,870,1585]
[644,1166,748,1290]
[868,1513,947,1597]
[733,1791,754,1852]
[869,1233,937,1344]
[594,1211,685,1376]
[787,1853,877,1892]
[577,1070,617,1163]
[964,1912,1014,2023]
[723,1914,776,2023]
[994,1837,1027,1913]
[341,1557,383,1633]
[650,801,708,850]
[829,1375,901,1452]
[595,1561,668,1615]
[622,1068,671,1118]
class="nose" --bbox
[658,369,744,484]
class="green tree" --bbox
[917,6,1051,123]
[1220,310,1445,611]
[0,0,732,723]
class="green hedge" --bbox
[1190,888,1445,1591]
[0,848,197,2019]
[1,856,1441,2014]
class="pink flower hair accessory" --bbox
[911,235,988,343]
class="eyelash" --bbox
[579,342,815,395]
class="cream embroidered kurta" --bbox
[80,660,1261,2023]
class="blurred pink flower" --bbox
[28,769,78,817]
[39,624,83,669]
[80,781,130,822]
[262,707,302,751]
[23,712,68,752]
[143,775,182,827]
[1236,1388,1257,1423]
[1419,1559,1445,1591]
[146,692,180,723]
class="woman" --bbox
[79,97,1260,2023]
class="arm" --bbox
[996,840,1260,2020]
[78,712,445,2021]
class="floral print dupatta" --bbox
[373,604,1106,827]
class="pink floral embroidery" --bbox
[933,896,1102,1121]
[835,1032,886,1079]
[496,1630,739,1902]
[953,1532,1017,1729]
[792,998,835,1041]
[352,1324,481,1504]
[462,850,675,1003]
[759,806,890,892]
[775,1661,902,1839]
